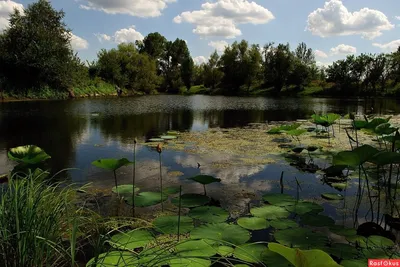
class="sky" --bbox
[1,0,400,67]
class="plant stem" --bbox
[178,185,182,242]
[132,142,136,217]
[280,171,284,194]
[159,153,163,212]
[203,184,207,196]
[113,170,118,195]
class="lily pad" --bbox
[148,138,165,142]
[175,240,217,257]
[168,258,211,267]
[126,191,168,207]
[332,183,347,190]
[333,145,379,168]
[292,147,305,153]
[262,194,296,207]
[346,235,368,248]
[367,235,395,248]
[285,201,324,215]
[189,175,221,185]
[261,249,294,267]
[322,193,344,201]
[234,244,267,264]
[163,187,180,195]
[217,246,234,257]
[307,146,319,152]
[92,158,132,171]
[251,205,290,219]
[160,135,177,140]
[287,129,307,137]
[329,225,357,237]
[341,259,367,267]
[322,243,360,260]
[274,228,329,249]
[153,216,194,234]
[301,214,335,227]
[237,217,270,230]
[112,185,140,195]
[362,248,391,259]
[110,230,154,250]
[171,194,210,208]
[167,131,180,135]
[188,206,229,223]
[8,145,51,164]
[190,223,250,245]
[86,251,136,267]
[270,219,298,230]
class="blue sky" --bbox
[1,0,400,66]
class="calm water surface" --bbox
[1,95,400,223]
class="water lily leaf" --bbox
[8,145,51,164]
[237,217,270,230]
[188,206,229,223]
[354,120,368,130]
[280,124,301,131]
[329,226,357,237]
[322,193,344,201]
[92,158,132,171]
[346,235,368,248]
[160,135,177,140]
[375,123,397,135]
[171,194,210,208]
[251,205,290,219]
[287,129,307,137]
[153,216,194,234]
[112,185,140,195]
[126,191,168,207]
[168,257,211,267]
[366,118,390,130]
[190,223,250,245]
[367,235,395,248]
[148,138,165,142]
[369,151,400,166]
[292,147,305,153]
[301,214,335,227]
[234,244,267,264]
[262,194,297,207]
[332,183,347,190]
[361,248,391,259]
[270,219,298,230]
[285,201,324,215]
[261,249,294,267]
[167,131,180,135]
[341,259,367,267]
[86,251,136,267]
[333,145,379,167]
[268,127,282,134]
[163,187,180,195]
[188,175,221,185]
[217,246,234,257]
[110,230,154,250]
[322,243,359,260]
[307,146,319,152]
[274,228,329,249]
[324,165,345,177]
[175,240,217,257]
[268,243,341,267]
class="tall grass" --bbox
[0,172,82,267]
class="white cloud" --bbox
[193,56,207,65]
[174,0,274,39]
[315,50,328,58]
[373,40,400,52]
[79,0,176,17]
[330,44,357,55]
[70,33,89,50]
[395,16,400,20]
[316,61,331,68]
[307,0,394,39]
[96,26,144,44]
[0,0,23,31]
[208,40,229,53]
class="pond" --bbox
[1,95,400,225]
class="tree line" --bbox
[1,0,400,98]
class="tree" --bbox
[0,0,81,93]
[263,43,293,92]
[136,32,167,60]
[244,44,262,92]
[294,42,315,66]
[204,51,223,89]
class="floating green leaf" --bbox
[353,120,368,130]
[280,123,301,131]
[321,193,344,201]
[92,158,132,171]
[160,135,177,140]
[86,251,136,267]
[175,240,216,257]
[233,244,267,264]
[163,187,180,195]
[332,183,347,190]
[171,194,210,208]
[367,235,395,248]
[333,145,379,167]
[341,259,367,267]
[167,257,211,267]
[190,223,250,245]
[148,138,165,142]
[270,219,298,230]
[274,228,329,249]
[262,194,296,207]
[217,246,234,257]
[322,243,360,260]
[189,175,221,185]
[153,216,194,234]
[369,151,400,166]
[301,214,335,227]
[112,185,140,195]
[287,129,307,137]
[8,145,51,164]
[374,123,397,135]
[188,206,229,223]
[268,243,341,267]
[329,226,357,237]
[361,248,391,259]
[285,201,324,215]
[237,217,270,230]
[126,191,168,207]
[268,127,282,134]
[251,205,290,219]
[167,131,180,135]
[110,230,154,250]
[346,235,368,248]
[261,249,294,267]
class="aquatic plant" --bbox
[132,138,137,217]
[7,145,51,176]
[188,175,221,195]
[156,143,164,212]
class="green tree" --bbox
[0,0,82,93]
[136,32,167,59]
[204,51,223,89]
[263,43,293,92]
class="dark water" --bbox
[1,95,399,223]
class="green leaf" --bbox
[112,185,140,195]
[163,187,180,195]
[148,138,165,142]
[8,145,51,164]
[233,244,267,264]
[262,194,297,207]
[301,214,335,227]
[251,205,290,219]
[160,135,177,140]
[167,257,211,267]
[237,217,270,230]
[126,191,168,207]
[216,246,234,257]
[367,235,395,248]
[175,240,217,257]
[374,123,397,135]
[190,223,250,245]
[167,131,180,135]
[332,183,347,190]
[285,201,324,215]
[268,127,282,134]
[329,225,357,237]
[321,193,344,201]
[366,118,389,130]
[274,228,329,249]
[261,249,294,267]
[353,120,368,130]
[171,194,210,208]
[268,243,341,267]
[153,216,194,234]
[86,251,136,267]
[341,259,367,267]
[346,235,368,248]
[333,145,379,167]
[188,206,229,223]
[91,158,132,171]
[270,219,298,230]
[110,230,154,250]
[369,151,400,165]
[287,129,307,136]
[188,175,221,185]
[361,248,391,259]
[322,243,359,260]
[280,123,301,131]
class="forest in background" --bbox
[1,0,400,99]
